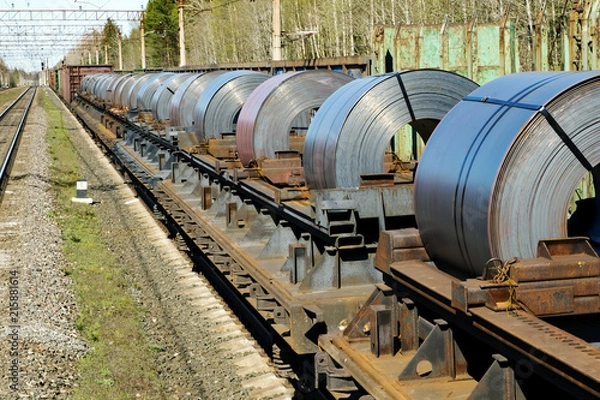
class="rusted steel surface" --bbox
[169,54,371,77]
[388,259,600,399]
[62,65,113,104]
[235,70,354,167]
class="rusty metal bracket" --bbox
[468,354,526,400]
[398,319,468,380]
[452,238,600,316]
[315,351,359,393]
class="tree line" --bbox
[70,0,575,71]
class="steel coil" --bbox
[114,73,140,108]
[94,74,119,101]
[80,74,101,93]
[193,70,270,140]
[236,70,354,167]
[125,73,156,110]
[149,73,194,121]
[168,71,226,128]
[136,72,175,111]
[414,71,600,277]
[303,70,478,189]
[107,73,134,106]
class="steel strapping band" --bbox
[463,95,593,171]
[396,73,416,121]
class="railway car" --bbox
[68,63,600,399]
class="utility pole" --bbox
[272,0,282,61]
[118,32,123,70]
[178,0,186,67]
[141,13,147,69]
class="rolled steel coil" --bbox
[113,73,140,108]
[414,71,600,277]
[149,72,194,121]
[136,72,175,111]
[303,70,478,189]
[107,73,134,106]
[93,73,118,100]
[236,70,354,167]
[193,70,270,140]
[168,71,226,128]
[80,74,102,93]
[125,73,157,110]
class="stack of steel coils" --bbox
[136,72,175,111]
[125,73,157,110]
[150,73,195,121]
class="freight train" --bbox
[63,62,600,399]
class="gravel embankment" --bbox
[0,90,87,398]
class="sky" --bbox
[0,0,149,71]
[3,0,147,12]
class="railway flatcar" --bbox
[69,64,600,400]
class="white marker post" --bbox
[72,178,93,204]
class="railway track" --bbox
[69,69,600,400]
[0,87,35,196]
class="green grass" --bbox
[42,90,167,399]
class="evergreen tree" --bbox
[145,0,180,68]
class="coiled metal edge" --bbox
[303,69,478,190]
[149,73,194,121]
[236,70,355,167]
[107,73,134,106]
[93,74,119,101]
[126,73,157,110]
[414,71,600,277]
[136,72,175,111]
[80,74,101,94]
[168,71,226,129]
[115,74,141,108]
[193,70,270,141]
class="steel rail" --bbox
[0,87,36,196]
[414,71,600,277]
